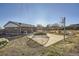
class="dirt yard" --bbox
[0,32,79,56]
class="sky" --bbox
[0,3,79,27]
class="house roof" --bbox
[4,21,35,27]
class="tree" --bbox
[52,23,60,30]
[0,26,2,30]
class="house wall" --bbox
[4,27,35,36]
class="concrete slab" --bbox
[44,34,64,47]
[27,33,66,47]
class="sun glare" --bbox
[34,19,47,26]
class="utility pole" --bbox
[19,23,22,35]
[61,17,66,41]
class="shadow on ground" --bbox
[27,38,45,48]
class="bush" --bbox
[34,32,46,35]
[0,41,8,48]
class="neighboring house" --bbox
[66,24,79,30]
[36,24,46,32]
[3,21,35,36]
[46,24,61,33]
[0,27,2,36]
[0,27,4,36]
[0,27,1,29]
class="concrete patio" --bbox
[27,33,65,47]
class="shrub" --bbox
[0,41,8,48]
[34,32,46,35]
